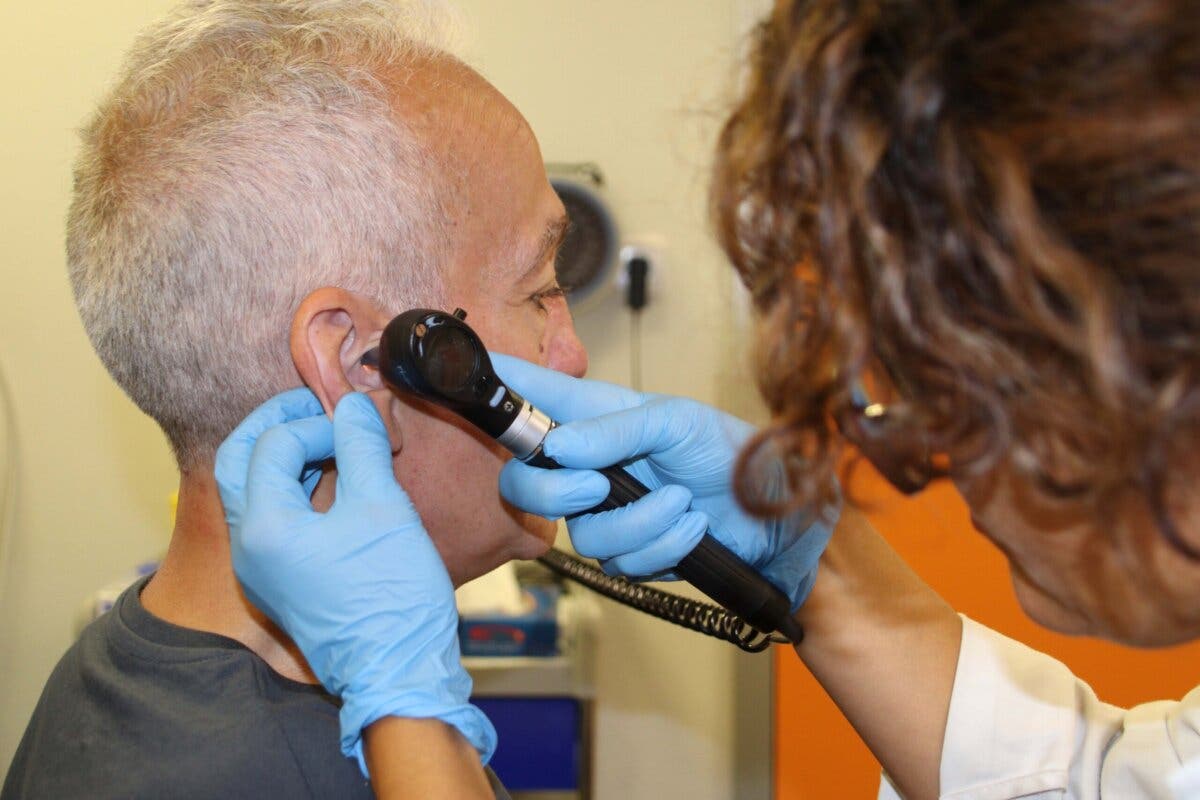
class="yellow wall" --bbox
[0,0,181,768]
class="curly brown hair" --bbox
[714,0,1200,551]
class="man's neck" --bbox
[140,469,317,684]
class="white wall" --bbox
[0,3,765,798]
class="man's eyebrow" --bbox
[520,213,570,283]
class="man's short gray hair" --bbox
[68,0,460,470]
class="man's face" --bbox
[953,458,1200,646]
[381,69,587,585]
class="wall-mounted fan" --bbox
[547,162,618,311]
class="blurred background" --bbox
[3,2,1200,799]
[0,2,773,798]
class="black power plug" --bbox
[625,254,650,311]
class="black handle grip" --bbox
[591,464,652,511]
[581,464,795,637]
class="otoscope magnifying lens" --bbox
[421,325,478,394]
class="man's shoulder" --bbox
[3,604,372,800]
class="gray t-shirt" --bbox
[3,577,510,799]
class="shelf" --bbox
[464,652,593,697]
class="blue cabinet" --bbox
[473,696,585,792]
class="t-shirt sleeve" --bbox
[937,615,1200,799]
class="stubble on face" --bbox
[373,60,563,584]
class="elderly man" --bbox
[3,1,585,798]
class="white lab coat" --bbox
[877,617,1200,799]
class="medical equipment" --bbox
[546,163,618,312]
[361,308,802,652]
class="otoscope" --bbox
[362,308,803,649]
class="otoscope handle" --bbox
[580,463,798,638]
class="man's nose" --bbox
[546,315,588,378]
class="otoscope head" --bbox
[376,308,482,401]
[369,308,554,460]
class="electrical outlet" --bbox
[616,236,666,293]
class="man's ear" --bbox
[290,287,389,416]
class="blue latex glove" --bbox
[214,389,496,774]
[494,355,837,612]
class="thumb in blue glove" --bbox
[214,390,496,774]
[492,354,838,611]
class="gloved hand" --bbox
[493,355,838,611]
[214,389,496,775]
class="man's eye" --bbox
[529,284,568,311]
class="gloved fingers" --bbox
[498,460,611,519]
[331,393,407,504]
[598,560,678,582]
[300,463,327,499]
[760,517,836,611]
[566,484,695,561]
[245,415,335,517]
[595,510,710,580]
[490,353,645,422]
[215,388,325,506]
[541,400,692,470]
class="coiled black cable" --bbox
[537,548,793,653]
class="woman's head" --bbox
[715,0,1200,644]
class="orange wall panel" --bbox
[775,465,1200,798]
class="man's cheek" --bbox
[481,319,547,365]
